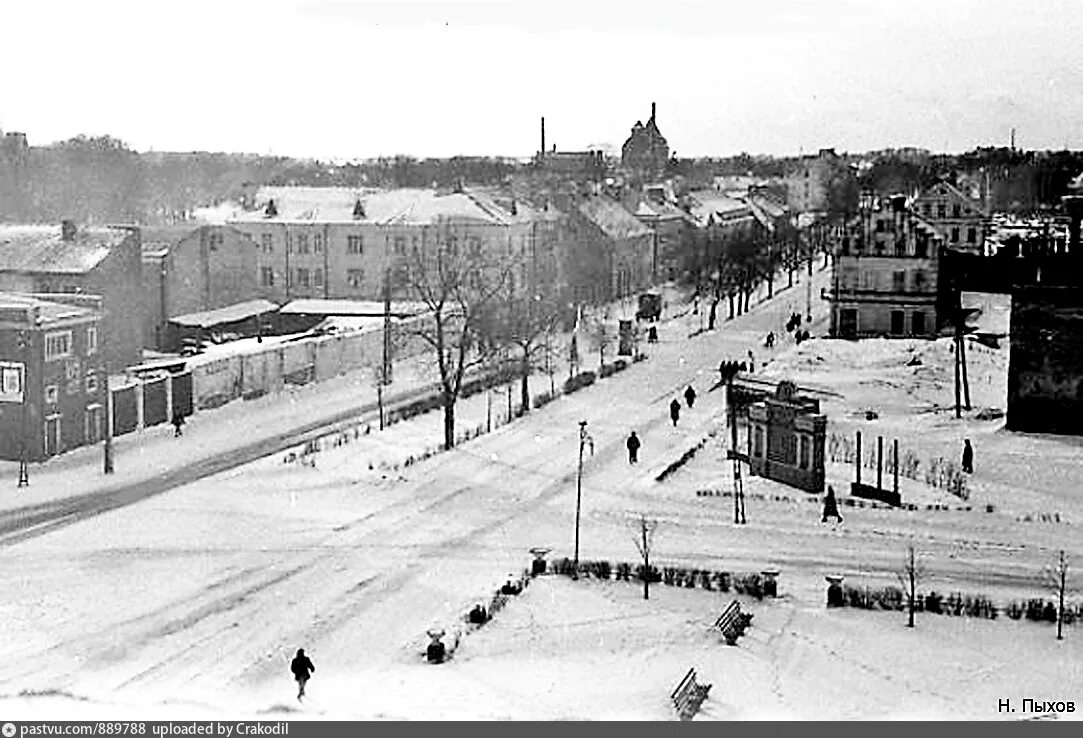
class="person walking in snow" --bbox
[961,439,974,474]
[684,385,697,408]
[822,485,842,524]
[626,431,641,464]
[171,411,185,437]
[669,398,681,427]
[290,648,315,701]
[747,350,755,373]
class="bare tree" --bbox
[398,219,509,450]
[1042,550,1070,641]
[897,545,926,628]
[590,310,615,368]
[486,284,561,414]
[630,514,659,600]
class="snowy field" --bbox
[0,273,1079,721]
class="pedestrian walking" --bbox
[669,398,681,427]
[961,439,974,474]
[684,385,697,408]
[290,648,315,701]
[747,350,755,373]
[821,485,843,524]
[171,411,185,437]
[626,431,641,464]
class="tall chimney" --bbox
[61,220,77,241]
[541,116,546,158]
[651,102,656,122]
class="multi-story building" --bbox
[141,224,261,350]
[783,148,854,214]
[910,179,989,255]
[683,191,761,283]
[559,194,653,306]
[0,292,106,461]
[621,103,669,179]
[0,222,143,369]
[827,193,945,338]
[630,196,694,283]
[228,186,563,305]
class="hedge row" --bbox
[834,585,1081,625]
[549,557,775,599]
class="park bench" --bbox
[714,599,753,645]
[671,667,712,721]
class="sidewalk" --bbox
[0,265,828,515]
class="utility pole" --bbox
[103,359,114,474]
[18,330,29,487]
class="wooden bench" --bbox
[714,600,753,645]
[671,667,712,721]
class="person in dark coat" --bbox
[171,411,185,437]
[626,431,641,464]
[822,485,842,524]
[669,398,681,426]
[684,385,696,408]
[961,439,974,473]
[747,350,755,373]
[290,648,315,701]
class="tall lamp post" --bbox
[572,419,593,578]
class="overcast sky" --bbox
[1,0,1080,159]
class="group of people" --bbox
[625,384,700,465]
[719,350,756,384]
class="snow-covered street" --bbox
[1,267,1079,721]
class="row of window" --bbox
[43,371,98,404]
[840,268,929,292]
[751,428,813,470]
[257,263,533,291]
[257,233,544,259]
[44,327,98,362]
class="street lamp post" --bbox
[572,419,592,578]
[17,330,29,487]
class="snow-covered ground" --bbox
[1,270,1079,721]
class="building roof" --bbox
[169,299,279,329]
[279,298,428,317]
[577,196,651,240]
[0,291,98,327]
[633,199,691,222]
[229,186,543,227]
[0,225,130,274]
[685,191,752,226]
[139,224,203,254]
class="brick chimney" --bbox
[61,220,77,241]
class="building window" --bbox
[85,372,98,394]
[347,235,364,255]
[314,233,323,253]
[799,436,810,470]
[0,362,23,401]
[952,203,961,217]
[296,234,309,254]
[890,310,905,335]
[45,331,73,361]
[262,233,273,252]
[754,427,764,457]
[45,385,59,405]
[893,270,906,292]
[297,268,310,288]
[394,237,406,255]
[347,269,364,288]
[912,311,926,335]
[923,203,931,216]
[209,231,224,250]
[915,238,928,258]
[313,268,324,287]
[937,203,946,218]
[912,270,926,290]
[951,227,960,243]
[967,227,977,244]
[260,267,275,287]
[86,326,98,355]
[875,219,884,233]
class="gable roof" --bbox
[577,196,651,240]
[0,225,131,274]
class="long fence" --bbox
[106,314,434,440]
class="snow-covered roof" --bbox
[279,298,428,317]
[0,291,99,326]
[169,299,279,328]
[576,195,651,240]
[0,224,130,274]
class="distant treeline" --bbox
[2,134,1081,226]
